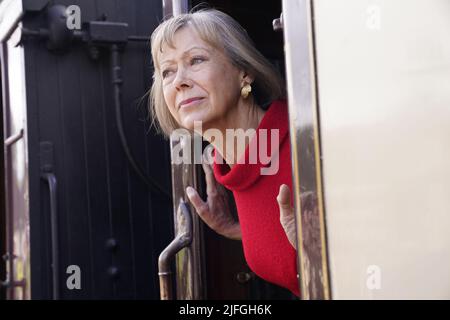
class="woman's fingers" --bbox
[277,184,297,250]
[186,185,228,236]
[277,184,292,214]
[202,153,218,197]
[186,186,210,218]
[186,183,241,240]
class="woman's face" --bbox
[159,26,244,132]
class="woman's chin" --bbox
[181,116,210,132]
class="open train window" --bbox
[161,0,298,300]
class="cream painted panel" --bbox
[314,0,450,299]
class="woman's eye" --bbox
[191,57,205,65]
[162,70,172,78]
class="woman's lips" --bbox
[179,97,204,109]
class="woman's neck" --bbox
[203,99,266,169]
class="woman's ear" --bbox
[240,70,255,85]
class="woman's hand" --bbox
[186,156,242,240]
[277,184,297,250]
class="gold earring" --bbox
[241,83,252,98]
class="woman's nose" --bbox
[173,68,192,90]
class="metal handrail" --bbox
[4,129,23,147]
[40,172,59,300]
[158,200,192,300]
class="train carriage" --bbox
[1,0,450,300]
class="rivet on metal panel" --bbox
[105,238,119,252]
[107,266,120,280]
[236,271,253,284]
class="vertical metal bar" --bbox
[162,0,188,19]
[1,14,30,298]
[40,172,59,300]
[282,0,331,299]
[39,141,59,300]
[171,0,189,17]
[0,35,14,301]
[169,132,205,300]
[162,0,173,19]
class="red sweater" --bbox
[213,100,299,297]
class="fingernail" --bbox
[186,186,194,197]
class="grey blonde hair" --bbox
[149,8,284,138]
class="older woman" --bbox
[149,9,299,297]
